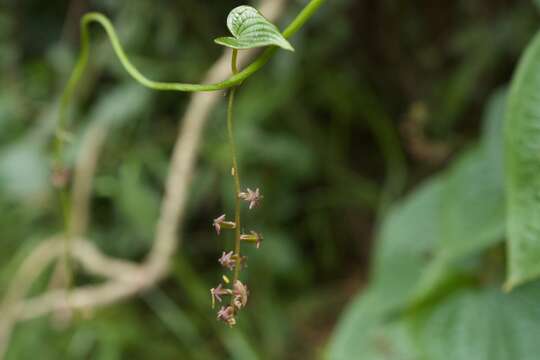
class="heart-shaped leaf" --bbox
[214,5,294,51]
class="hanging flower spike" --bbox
[240,231,263,249]
[212,214,236,235]
[218,251,236,270]
[210,283,232,308]
[232,280,249,309]
[238,188,263,210]
[217,305,236,327]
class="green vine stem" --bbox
[53,0,325,288]
[227,49,242,289]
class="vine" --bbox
[52,1,323,326]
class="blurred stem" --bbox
[53,13,92,286]
[228,49,242,288]
[58,189,72,285]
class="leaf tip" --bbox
[213,37,227,46]
[280,40,295,52]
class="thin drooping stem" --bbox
[227,49,242,286]
[231,48,239,76]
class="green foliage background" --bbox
[1,0,540,359]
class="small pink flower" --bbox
[239,188,263,210]
[218,251,247,270]
[210,283,232,308]
[212,214,236,235]
[240,231,263,249]
[217,305,236,326]
[232,280,249,309]
[218,251,235,270]
[213,214,225,235]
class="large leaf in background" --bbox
[329,281,540,360]
[329,89,509,357]
[371,87,507,307]
[406,93,507,301]
[482,88,507,182]
[441,88,506,259]
[414,283,540,360]
[505,29,540,289]
[410,93,507,300]
[214,6,293,51]
[440,147,505,258]
[327,290,418,360]
[370,152,504,309]
[369,178,445,310]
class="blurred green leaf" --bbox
[115,161,160,239]
[370,86,508,307]
[481,88,507,183]
[370,178,445,310]
[371,147,505,307]
[414,283,540,360]
[327,290,418,360]
[0,142,49,200]
[505,29,540,289]
[440,147,505,258]
[328,85,512,359]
